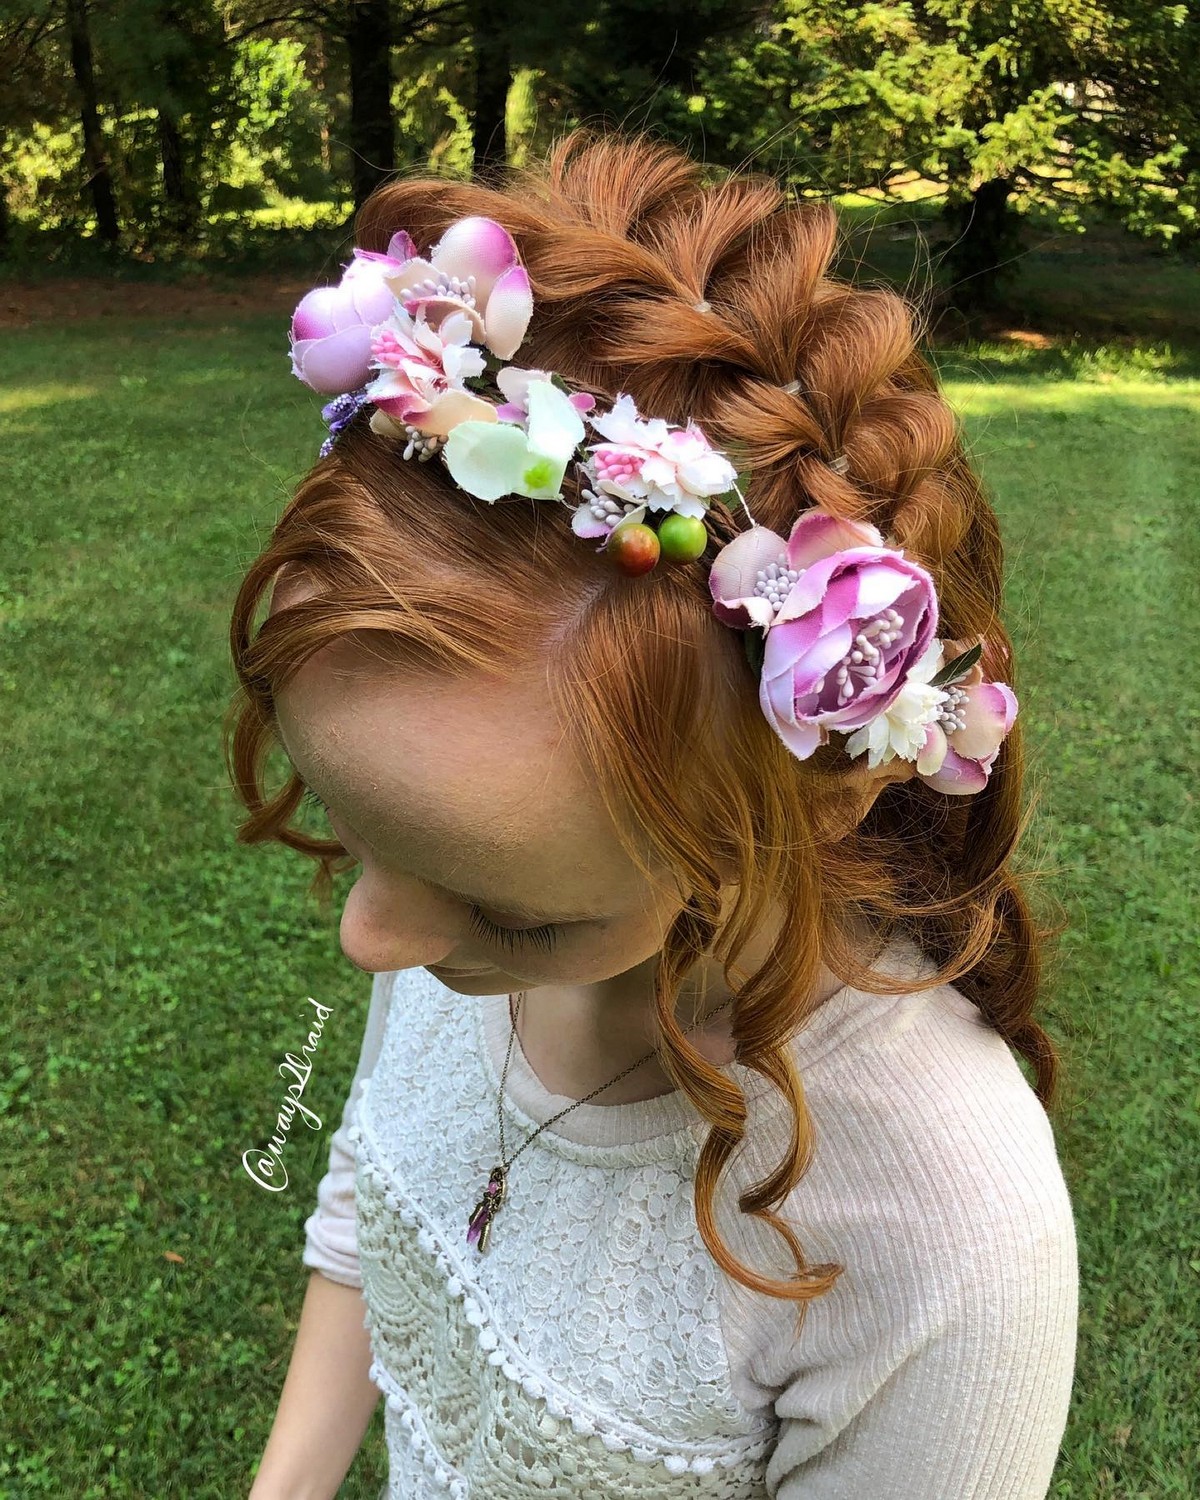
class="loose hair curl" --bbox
[224,130,1065,1330]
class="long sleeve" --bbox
[719,976,1079,1499]
[301,968,395,1289]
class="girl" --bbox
[232,131,1077,1499]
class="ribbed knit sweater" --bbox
[302,936,1078,1498]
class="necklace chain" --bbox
[498,989,735,1170]
[466,986,733,1254]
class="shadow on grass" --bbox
[934,341,1200,385]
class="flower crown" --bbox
[289,214,1018,796]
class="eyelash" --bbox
[301,785,329,813]
[300,783,562,955]
[468,906,562,955]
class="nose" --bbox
[337,869,459,974]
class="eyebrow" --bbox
[278,727,606,925]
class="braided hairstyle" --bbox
[227,130,1064,1322]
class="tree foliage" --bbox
[650,0,1200,303]
[1,0,1195,302]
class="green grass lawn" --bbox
[1,307,1197,1496]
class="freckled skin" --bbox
[268,567,897,1101]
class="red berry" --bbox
[607,523,660,576]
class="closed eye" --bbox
[468,906,562,955]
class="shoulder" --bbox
[783,956,1077,1303]
[803,965,1074,1264]
[719,957,1080,1495]
[732,941,1074,1214]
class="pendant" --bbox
[466,1163,508,1254]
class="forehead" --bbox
[274,640,587,843]
[267,575,653,898]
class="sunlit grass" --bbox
[1,316,1196,1496]
[0,382,101,413]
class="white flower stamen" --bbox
[402,426,444,462]
[934,683,969,734]
[832,608,905,704]
[580,489,638,527]
[753,557,803,614]
[413,272,478,309]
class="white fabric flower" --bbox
[582,395,737,519]
[443,379,586,502]
[844,640,951,771]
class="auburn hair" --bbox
[224,129,1065,1328]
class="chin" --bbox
[426,963,508,994]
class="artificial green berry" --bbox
[657,513,709,563]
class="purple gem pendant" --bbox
[466,1163,508,1254]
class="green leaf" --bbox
[743,628,767,675]
[929,642,982,689]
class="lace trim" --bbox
[369,1356,470,1499]
[348,1075,777,1475]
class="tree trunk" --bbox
[65,0,120,242]
[346,0,394,210]
[313,32,332,174]
[157,105,198,236]
[942,177,1019,315]
[0,180,10,254]
[470,0,510,178]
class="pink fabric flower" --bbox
[363,308,494,439]
[709,510,939,761]
[289,231,416,394]
[349,230,417,272]
[382,216,533,361]
[289,216,534,395]
[913,645,1019,795]
[582,395,738,520]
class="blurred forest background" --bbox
[2,0,1197,320]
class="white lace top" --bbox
[302,937,1078,1498]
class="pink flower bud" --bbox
[289,243,413,393]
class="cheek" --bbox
[505,908,670,987]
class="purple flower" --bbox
[709,509,939,761]
[289,232,416,394]
[318,388,373,457]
